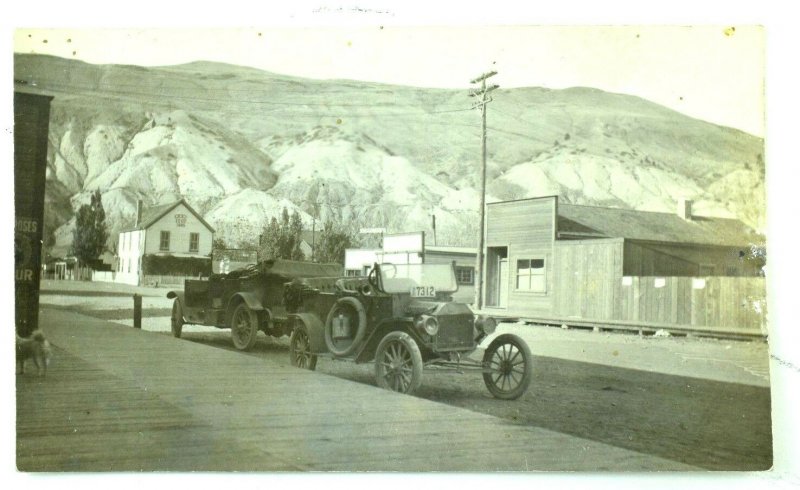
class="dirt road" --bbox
[39,282,772,470]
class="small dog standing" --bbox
[16,330,52,376]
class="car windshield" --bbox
[378,263,458,294]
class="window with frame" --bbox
[159,231,170,251]
[189,232,199,252]
[455,266,475,285]
[516,258,546,292]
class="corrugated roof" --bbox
[136,199,215,233]
[557,203,761,247]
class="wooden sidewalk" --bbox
[16,307,698,472]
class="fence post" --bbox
[133,294,142,329]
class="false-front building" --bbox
[482,196,765,334]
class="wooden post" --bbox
[470,70,499,309]
[133,294,142,329]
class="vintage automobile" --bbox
[285,262,533,399]
[167,259,343,350]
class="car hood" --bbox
[405,300,472,317]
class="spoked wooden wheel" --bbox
[374,331,423,395]
[289,322,317,370]
[231,303,259,351]
[482,333,533,400]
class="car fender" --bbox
[226,292,265,313]
[355,319,426,363]
[289,312,327,354]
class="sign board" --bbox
[382,231,425,254]
[14,92,53,336]
[344,249,381,271]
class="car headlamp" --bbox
[415,314,439,335]
[423,316,439,335]
[476,315,497,335]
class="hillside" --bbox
[13,54,765,255]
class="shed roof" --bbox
[134,199,215,233]
[425,246,477,255]
[557,203,761,247]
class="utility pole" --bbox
[470,70,498,310]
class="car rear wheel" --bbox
[231,303,259,351]
[482,333,533,400]
[374,331,423,395]
[289,321,317,370]
[171,300,184,338]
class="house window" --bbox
[189,233,199,252]
[160,231,170,251]
[455,266,475,285]
[516,258,546,292]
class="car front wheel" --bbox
[374,331,423,395]
[231,303,259,351]
[289,321,317,370]
[482,333,533,400]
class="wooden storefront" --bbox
[483,196,766,334]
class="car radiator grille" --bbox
[433,314,474,351]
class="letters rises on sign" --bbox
[14,92,53,337]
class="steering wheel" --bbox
[367,266,380,292]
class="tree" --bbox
[315,220,360,265]
[71,190,109,268]
[258,208,305,261]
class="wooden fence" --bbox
[615,276,766,333]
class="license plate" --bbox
[410,286,436,297]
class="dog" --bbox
[16,330,52,376]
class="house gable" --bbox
[139,199,214,234]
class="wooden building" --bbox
[116,199,214,285]
[483,196,765,333]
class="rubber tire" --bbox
[289,321,318,371]
[230,303,259,351]
[171,300,184,338]
[324,297,367,357]
[374,331,423,395]
[482,333,533,400]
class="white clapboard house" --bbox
[116,199,214,285]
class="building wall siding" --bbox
[486,197,556,249]
[485,197,557,315]
[623,242,762,277]
[553,239,623,319]
[144,203,213,257]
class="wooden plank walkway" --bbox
[16,307,698,472]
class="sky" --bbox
[12,24,765,136]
